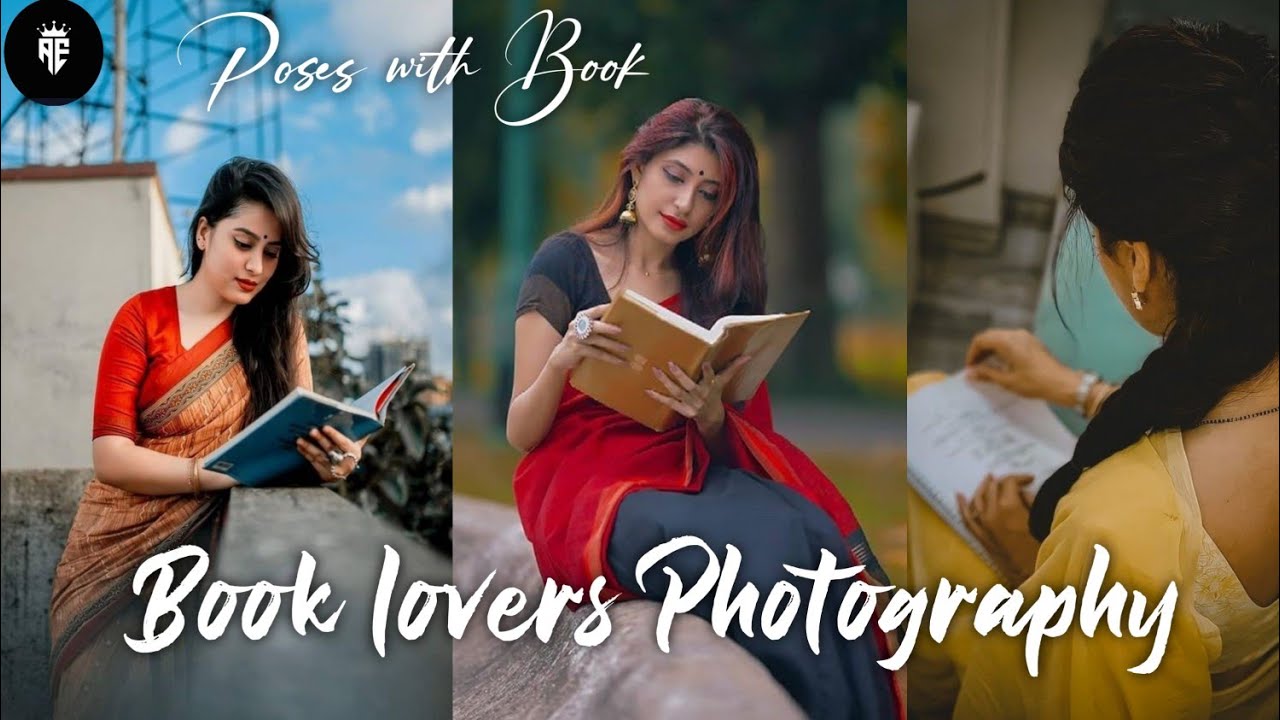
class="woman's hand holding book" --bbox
[956,473,1040,586]
[548,303,630,375]
[646,355,752,449]
[296,425,364,482]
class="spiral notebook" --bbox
[907,373,1078,572]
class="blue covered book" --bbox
[203,364,415,487]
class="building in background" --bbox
[364,338,431,387]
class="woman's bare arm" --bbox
[506,305,626,452]
[506,314,573,452]
[92,436,237,495]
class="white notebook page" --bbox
[907,373,1078,570]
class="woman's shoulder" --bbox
[117,285,175,315]
[107,286,175,335]
[1049,436,1183,548]
[523,230,599,289]
[529,230,589,265]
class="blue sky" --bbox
[1,0,454,377]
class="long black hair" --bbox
[1030,20,1279,539]
[187,156,319,422]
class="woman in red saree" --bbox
[508,99,903,719]
[49,157,364,718]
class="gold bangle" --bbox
[188,459,202,495]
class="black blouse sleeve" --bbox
[515,233,583,335]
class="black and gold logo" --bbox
[3,0,104,106]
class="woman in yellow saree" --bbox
[48,157,365,718]
[909,21,1278,719]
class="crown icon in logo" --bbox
[38,21,69,38]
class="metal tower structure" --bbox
[1,0,282,208]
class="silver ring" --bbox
[572,313,593,341]
[327,449,345,465]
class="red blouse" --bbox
[92,286,232,440]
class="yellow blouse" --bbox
[953,432,1279,719]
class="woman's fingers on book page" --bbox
[584,303,612,318]
[957,491,997,551]
[307,427,334,452]
[964,328,1010,366]
[999,474,1036,508]
[722,354,753,378]
[664,362,704,395]
[644,388,696,418]
[296,436,325,467]
[582,346,626,365]
[650,367,700,414]
[323,426,362,458]
[584,335,629,356]
[591,321,623,336]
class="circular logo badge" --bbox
[3,0,104,107]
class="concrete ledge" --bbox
[1,469,93,720]
[1,474,452,719]
[180,486,453,718]
[452,496,804,720]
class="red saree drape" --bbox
[512,294,903,717]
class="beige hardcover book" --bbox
[569,289,810,431]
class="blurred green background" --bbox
[454,0,909,580]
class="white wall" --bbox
[1002,0,1107,196]
[1,172,181,470]
[909,0,1106,222]
[151,181,185,284]
[908,0,1011,225]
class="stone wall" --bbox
[1,475,452,719]
[451,496,805,720]
[0,469,92,719]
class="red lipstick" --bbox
[660,213,687,231]
[236,278,259,292]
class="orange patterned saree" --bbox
[49,287,249,715]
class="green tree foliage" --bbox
[454,1,906,393]
[301,279,453,556]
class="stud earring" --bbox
[1131,291,1144,310]
[619,186,638,225]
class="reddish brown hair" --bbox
[573,98,766,326]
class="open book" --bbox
[569,289,809,431]
[906,372,1077,572]
[203,363,416,487]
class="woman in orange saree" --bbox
[48,157,363,718]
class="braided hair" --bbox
[1030,20,1279,539]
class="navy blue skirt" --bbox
[607,466,896,719]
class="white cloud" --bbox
[164,103,210,156]
[352,89,393,135]
[411,124,451,155]
[328,268,452,376]
[395,180,452,219]
[275,151,306,184]
[330,0,452,60]
[288,98,336,131]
